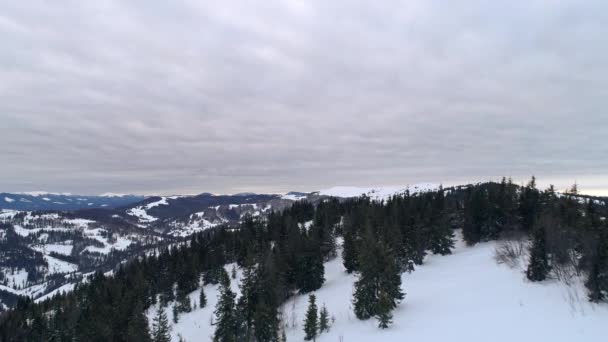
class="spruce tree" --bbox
[126,302,152,342]
[151,306,171,342]
[303,294,318,341]
[586,229,608,302]
[463,187,486,245]
[297,240,325,293]
[236,260,256,341]
[173,304,180,323]
[199,287,207,308]
[213,275,237,342]
[519,176,540,232]
[176,288,192,314]
[429,189,455,255]
[342,230,359,273]
[526,225,551,281]
[353,235,404,326]
[252,254,281,342]
[353,234,380,320]
[231,265,237,279]
[376,292,393,329]
[318,303,329,333]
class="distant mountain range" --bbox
[0,192,146,211]
[0,184,440,211]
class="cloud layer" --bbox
[1,0,607,195]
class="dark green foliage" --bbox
[526,225,551,281]
[342,227,359,273]
[252,254,281,342]
[428,189,455,255]
[235,259,255,340]
[152,306,171,342]
[586,228,608,302]
[204,265,225,285]
[231,265,237,279]
[463,187,489,245]
[175,284,192,317]
[353,235,404,326]
[296,239,325,293]
[173,303,180,323]
[519,176,541,232]
[376,292,394,329]
[213,276,238,342]
[303,294,318,341]
[318,303,330,333]
[462,180,520,245]
[199,287,207,308]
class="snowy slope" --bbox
[155,233,608,342]
[318,183,438,201]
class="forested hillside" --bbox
[0,178,606,341]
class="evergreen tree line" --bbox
[461,178,608,302]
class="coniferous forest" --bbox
[0,178,607,341]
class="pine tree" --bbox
[176,288,192,314]
[586,229,608,302]
[353,235,404,326]
[353,232,380,320]
[303,294,318,341]
[252,254,281,342]
[204,264,225,285]
[126,302,152,342]
[151,306,171,342]
[429,189,455,255]
[376,292,393,329]
[342,230,359,273]
[199,288,207,308]
[297,239,325,293]
[526,225,551,281]
[519,176,540,232]
[463,187,486,245]
[173,303,180,323]
[231,265,237,279]
[236,260,256,341]
[213,275,238,342]
[318,303,329,333]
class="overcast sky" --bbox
[1,0,607,196]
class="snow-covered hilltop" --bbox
[151,233,608,342]
[317,183,439,201]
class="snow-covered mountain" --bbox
[0,192,145,211]
[115,193,303,235]
[0,210,160,309]
[0,190,314,306]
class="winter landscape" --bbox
[1,0,607,341]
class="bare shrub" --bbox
[494,239,527,269]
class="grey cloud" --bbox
[0,0,607,195]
